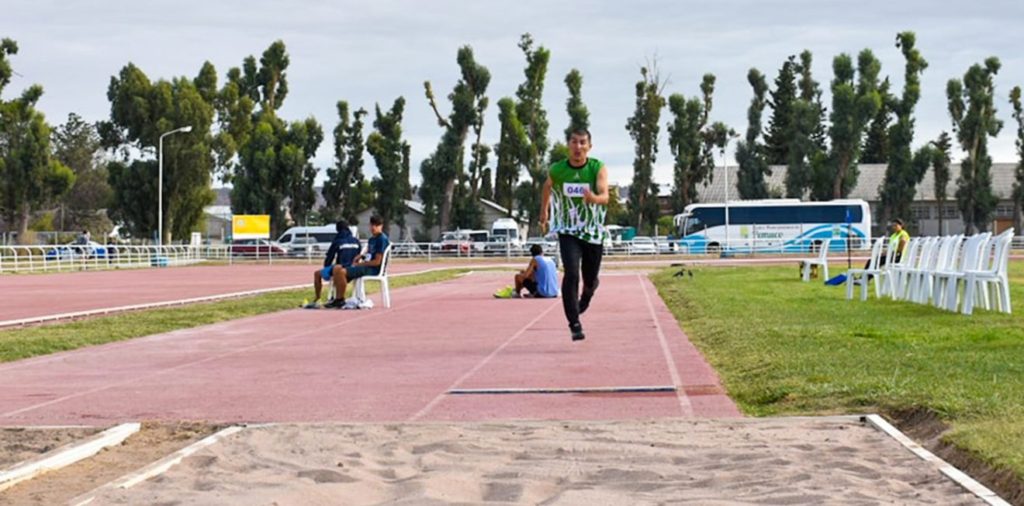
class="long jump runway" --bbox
[0,272,738,425]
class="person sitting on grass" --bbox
[495,244,559,299]
[304,219,361,309]
[322,215,390,309]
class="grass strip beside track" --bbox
[0,269,469,363]
[651,261,1024,491]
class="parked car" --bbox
[230,239,287,257]
[287,236,323,257]
[45,241,109,261]
[440,231,472,254]
[524,235,558,254]
[484,236,521,256]
[654,236,679,254]
[627,236,658,255]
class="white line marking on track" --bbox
[637,273,694,417]
[449,385,678,394]
[408,299,562,422]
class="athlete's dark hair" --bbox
[567,128,592,143]
[335,219,349,233]
[370,215,384,226]
[530,244,543,256]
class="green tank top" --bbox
[548,157,608,245]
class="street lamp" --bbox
[158,125,192,247]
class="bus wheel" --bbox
[706,243,720,256]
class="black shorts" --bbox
[523,278,539,295]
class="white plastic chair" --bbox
[354,244,393,308]
[907,235,962,304]
[962,229,1014,315]
[845,238,885,301]
[933,233,991,312]
[879,237,916,298]
[800,239,832,282]
[893,237,936,301]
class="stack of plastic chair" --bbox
[961,229,1014,315]
[933,232,992,312]
[907,235,962,305]
[891,237,935,301]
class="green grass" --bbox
[651,260,1024,481]
[0,268,468,363]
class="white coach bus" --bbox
[672,199,872,254]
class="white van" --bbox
[276,225,356,257]
[490,218,524,248]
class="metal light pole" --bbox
[158,126,192,247]
[721,144,730,256]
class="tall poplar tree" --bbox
[735,68,771,199]
[493,97,526,213]
[862,78,892,164]
[668,73,731,212]
[0,38,75,242]
[511,34,551,233]
[816,50,882,200]
[788,50,827,199]
[420,45,490,231]
[930,132,953,235]
[626,64,666,233]
[321,102,368,222]
[765,56,799,166]
[367,98,410,235]
[549,68,591,164]
[1011,86,1024,234]
[948,57,1002,233]
[217,41,324,236]
[879,32,929,227]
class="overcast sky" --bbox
[5,0,1023,189]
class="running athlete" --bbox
[539,128,609,341]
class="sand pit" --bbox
[85,416,984,505]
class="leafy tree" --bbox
[0,38,75,242]
[219,41,324,236]
[479,167,494,201]
[321,102,368,222]
[99,63,216,243]
[765,55,799,165]
[1011,86,1024,234]
[815,50,882,200]
[879,32,929,228]
[948,57,1003,233]
[930,131,953,235]
[606,186,627,226]
[511,34,551,234]
[789,50,827,199]
[862,78,892,164]
[667,73,732,212]
[420,45,490,232]
[52,113,113,234]
[626,64,666,233]
[493,97,526,213]
[735,68,771,199]
[549,68,591,164]
[367,98,410,235]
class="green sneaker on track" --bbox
[493,285,515,299]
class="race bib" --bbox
[563,183,588,198]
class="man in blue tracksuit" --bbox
[304,219,361,309]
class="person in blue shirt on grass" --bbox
[304,219,362,309]
[323,215,390,309]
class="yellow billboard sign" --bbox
[231,215,271,240]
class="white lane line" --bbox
[0,266,475,329]
[637,273,695,417]
[864,414,1010,506]
[408,299,562,422]
[69,425,245,506]
[0,422,140,492]
[449,385,678,395]
[0,279,467,419]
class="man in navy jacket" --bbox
[303,220,361,309]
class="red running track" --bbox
[0,272,738,425]
[0,262,506,325]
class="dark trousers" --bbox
[558,233,604,327]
